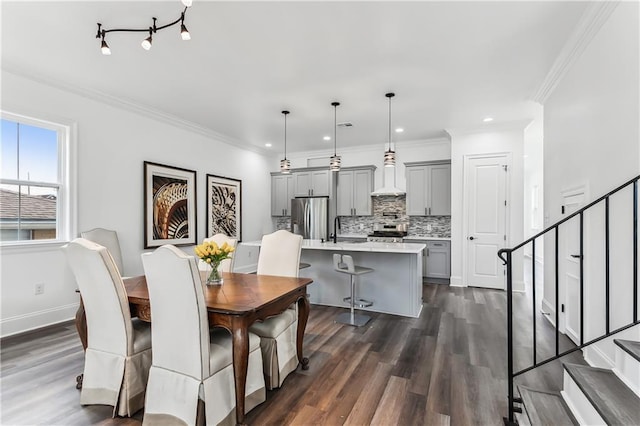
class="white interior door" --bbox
[561,191,585,345]
[466,155,508,289]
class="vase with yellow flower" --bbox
[194,240,235,285]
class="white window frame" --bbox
[0,110,77,248]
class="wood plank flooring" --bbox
[0,283,585,425]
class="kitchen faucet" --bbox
[332,216,341,244]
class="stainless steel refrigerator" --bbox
[290,196,329,240]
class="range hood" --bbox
[371,165,405,196]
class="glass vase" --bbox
[206,261,223,285]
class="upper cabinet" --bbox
[271,173,295,216]
[406,162,451,216]
[336,166,375,216]
[294,169,330,197]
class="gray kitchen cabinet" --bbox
[294,169,330,197]
[336,167,374,216]
[271,173,295,216]
[424,240,451,281]
[406,162,451,216]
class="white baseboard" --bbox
[541,299,556,327]
[449,275,464,287]
[1,303,79,338]
[584,344,615,369]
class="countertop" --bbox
[241,239,426,254]
[336,234,451,241]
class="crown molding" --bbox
[445,119,533,138]
[531,1,619,104]
[1,65,269,156]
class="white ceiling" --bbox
[1,1,588,154]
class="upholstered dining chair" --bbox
[81,228,125,276]
[141,245,265,426]
[249,229,303,389]
[198,233,238,273]
[63,238,152,417]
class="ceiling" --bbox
[1,1,588,155]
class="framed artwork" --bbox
[206,174,242,241]
[144,161,197,248]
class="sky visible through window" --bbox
[1,119,58,195]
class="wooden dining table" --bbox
[75,271,313,426]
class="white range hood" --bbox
[371,165,405,196]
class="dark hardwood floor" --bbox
[0,282,585,425]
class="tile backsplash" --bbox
[339,195,450,237]
[274,195,451,238]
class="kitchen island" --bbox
[241,239,425,318]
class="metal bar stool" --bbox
[333,254,373,326]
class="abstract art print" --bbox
[206,174,241,241]
[144,161,197,248]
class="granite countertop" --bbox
[242,239,425,254]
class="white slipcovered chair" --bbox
[249,229,303,389]
[81,228,125,276]
[198,233,238,273]
[141,245,265,426]
[63,238,152,417]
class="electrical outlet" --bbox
[359,223,364,230]
[34,283,45,295]
[426,224,432,231]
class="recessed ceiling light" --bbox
[395,128,404,133]
[323,136,331,141]
[265,143,272,147]
[483,117,494,122]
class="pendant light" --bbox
[280,110,291,174]
[384,92,396,167]
[329,101,341,172]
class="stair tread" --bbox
[615,339,640,363]
[563,363,640,425]
[518,385,578,426]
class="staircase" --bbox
[499,175,640,425]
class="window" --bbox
[0,112,75,245]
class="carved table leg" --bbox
[231,317,249,426]
[297,292,310,370]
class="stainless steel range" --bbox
[367,230,406,243]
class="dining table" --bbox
[75,271,313,425]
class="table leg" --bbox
[296,293,310,370]
[230,317,249,426]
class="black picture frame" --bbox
[206,174,242,242]
[144,161,197,248]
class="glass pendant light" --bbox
[329,101,341,172]
[384,92,396,167]
[280,110,291,174]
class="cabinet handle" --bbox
[426,249,430,256]
[428,207,431,215]
[425,207,427,215]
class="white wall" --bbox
[0,71,274,337]
[542,2,640,364]
[448,121,528,290]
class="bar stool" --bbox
[333,254,373,326]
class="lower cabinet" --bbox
[414,240,451,283]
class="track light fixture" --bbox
[280,110,291,174]
[96,1,191,55]
[329,101,341,172]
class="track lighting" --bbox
[96,1,192,55]
[141,29,153,51]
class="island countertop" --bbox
[242,239,425,254]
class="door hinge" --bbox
[503,165,508,172]
[561,304,565,313]
[504,200,507,206]
[504,235,506,241]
